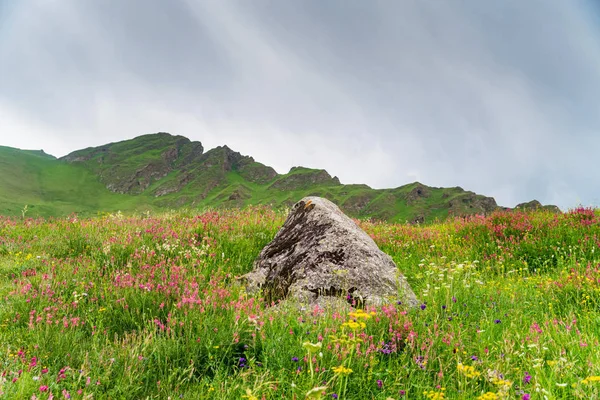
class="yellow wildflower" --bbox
[582,376,600,384]
[457,363,481,378]
[342,320,366,330]
[423,389,445,399]
[332,365,353,376]
[348,309,372,320]
[242,388,258,400]
[491,378,512,389]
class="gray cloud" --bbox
[1,0,599,209]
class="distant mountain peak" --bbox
[61,132,204,194]
[268,166,341,191]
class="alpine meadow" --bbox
[1,205,600,399]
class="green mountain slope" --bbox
[60,132,205,194]
[0,146,150,217]
[0,133,560,222]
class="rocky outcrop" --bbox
[448,192,498,216]
[516,200,543,210]
[342,193,377,214]
[61,133,204,194]
[268,167,341,191]
[406,183,431,205]
[542,205,562,213]
[516,200,561,213]
[237,160,278,184]
[242,196,419,307]
[410,214,425,225]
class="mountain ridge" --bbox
[0,133,561,222]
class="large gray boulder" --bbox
[243,196,419,307]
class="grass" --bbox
[0,146,148,218]
[1,205,599,399]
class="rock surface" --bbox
[406,183,431,205]
[243,196,419,307]
[448,192,498,216]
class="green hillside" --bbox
[0,133,559,222]
[0,146,150,217]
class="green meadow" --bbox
[1,206,599,399]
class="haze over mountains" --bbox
[0,133,560,222]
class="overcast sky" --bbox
[1,1,599,210]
